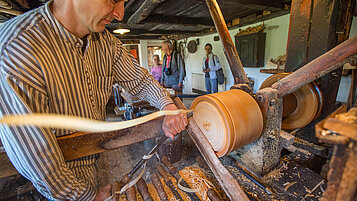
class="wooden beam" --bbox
[127,0,165,25]
[0,117,164,178]
[109,27,198,35]
[124,0,135,9]
[228,10,290,30]
[205,0,249,85]
[0,7,22,16]
[284,0,313,72]
[143,14,214,28]
[194,0,286,10]
[272,35,357,98]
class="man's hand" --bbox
[178,83,183,88]
[162,104,188,139]
[94,184,112,201]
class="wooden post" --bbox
[284,0,356,118]
[205,0,250,86]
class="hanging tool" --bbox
[161,156,201,201]
[151,172,168,201]
[136,178,153,201]
[157,164,184,201]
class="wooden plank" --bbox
[284,0,312,72]
[173,98,249,201]
[0,117,164,178]
[260,69,285,74]
[323,110,357,141]
[315,104,350,145]
[58,117,164,161]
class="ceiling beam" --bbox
[194,0,286,10]
[115,35,163,40]
[109,28,198,35]
[127,0,165,25]
[143,14,214,27]
[124,0,135,9]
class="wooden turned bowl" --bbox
[190,89,263,157]
[260,73,323,130]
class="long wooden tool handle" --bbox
[0,109,192,133]
[136,178,153,201]
[207,189,222,201]
[157,165,170,183]
[161,156,177,174]
[151,172,168,201]
[126,186,137,201]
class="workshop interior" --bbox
[0,0,356,200]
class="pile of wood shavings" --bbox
[178,166,217,201]
[335,107,357,124]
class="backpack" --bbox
[212,55,225,84]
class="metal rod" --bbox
[272,35,357,98]
[128,135,167,178]
[205,0,249,86]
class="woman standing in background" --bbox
[202,43,221,94]
[150,54,162,83]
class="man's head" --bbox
[162,40,173,55]
[205,43,212,55]
[53,0,126,37]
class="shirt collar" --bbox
[41,1,90,48]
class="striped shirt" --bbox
[0,2,172,200]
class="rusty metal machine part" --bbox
[190,89,263,157]
[260,73,323,130]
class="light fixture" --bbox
[113,24,130,35]
[113,28,130,35]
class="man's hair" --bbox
[205,43,212,49]
[162,40,173,50]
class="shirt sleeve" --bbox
[112,39,173,110]
[0,46,95,201]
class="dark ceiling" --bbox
[1,0,292,40]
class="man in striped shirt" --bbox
[0,0,187,200]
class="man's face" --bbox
[205,45,212,55]
[74,0,125,33]
[162,43,170,54]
